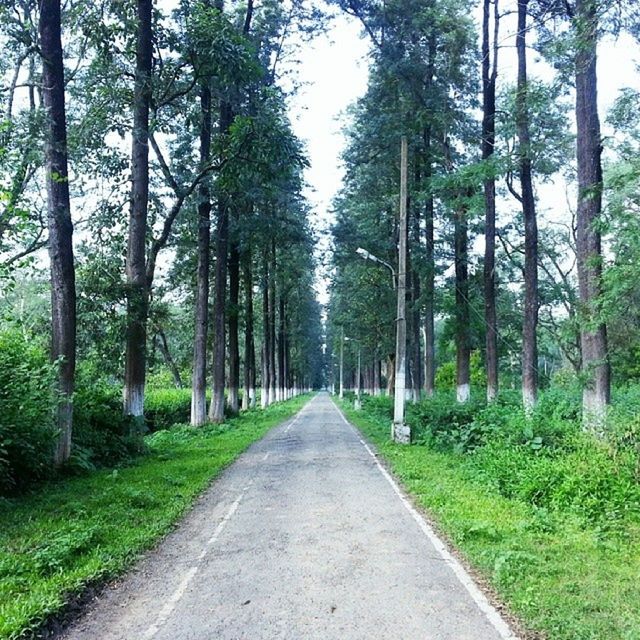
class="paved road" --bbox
[61,393,517,640]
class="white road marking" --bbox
[332,400,519,640]
[141,565,199,640]
[263,452,271,461]
[142,402,312,640]
[144,489,248,638]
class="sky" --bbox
[287,6,640,304]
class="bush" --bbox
[407,393,487,452]
[145,388,192,431]
[377,386,640,529]
[0,329,57,492]
[72,368,144,471]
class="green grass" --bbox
[340,400,640,640]
[0,395,310,640]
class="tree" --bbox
[482,0,499,401]
[123,0,152,425]
[40,0,76,464]
[516,0,539,411]
[573,0,610,422]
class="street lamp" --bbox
[356,247,396,289]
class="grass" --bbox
[340,399,640,640]
[0,395,310,640]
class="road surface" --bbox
[61,393,517,640]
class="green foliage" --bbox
[344,392,640,639]
[0,395,309,640]
[434,351,486,391]
[145,388,192,432]
[0,329,57,492]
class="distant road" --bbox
[61,393,517,640]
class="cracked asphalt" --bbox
[60,393,516,640]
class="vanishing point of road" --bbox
[61,393,518,640]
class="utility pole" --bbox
[393,136,410,443]
[355,344,362,410]
[339,326,345,400]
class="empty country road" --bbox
[60,393,517,640]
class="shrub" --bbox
[145,388,192,431]
[0,329,57,492]
[72,368,144,470]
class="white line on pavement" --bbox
[332,400,519,640]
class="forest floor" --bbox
[55,393,515,640]
[0,396,308,640]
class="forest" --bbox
[0,0,324,490]
[2,0,640,638]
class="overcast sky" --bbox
[287,7,640,304]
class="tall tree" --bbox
[40,0,76,464]
[482,0,499,401]
[574,0,610,421]
[191,80,212,426]
[124,0,152,425]
[516,0,538,411]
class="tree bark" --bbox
[517,0,539,412]
[209,100,232,423]
[483,0,499,402]
[40,0,76,465]
[228,236,240,413]
[574,0,610,425]
[191,82,212,426]
[242,249,256,410]
[268,241,277,404]
[124,0,152,426]
[455,205,471,403]
[156,325,183,389]
[261,249,270,408]
[278,295,286,401]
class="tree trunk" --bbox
[483,0,499,402]
[191,82,212,426]
[268,242,277,404]
[156,325,183,388]
[261,250,270,408]
[278,295,286,401]
[242,249,256,410]
[574,0,610,425]
[423,129,435,397]
[209,100,232,423]
[228,236,240,413]
[517,0,539,413]
[455,206,470,403]
[411,203,422,403]
[40,0,76,465]
[124,0,152,426]
[386,354,395,396]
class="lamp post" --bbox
[339,326,344,400]
[354,140,410,441]
[356,247,396,288]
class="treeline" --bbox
[328,0,640,426]
[0,0,324,483]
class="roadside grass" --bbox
[0,395,309,640]
[340,400,640,640]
